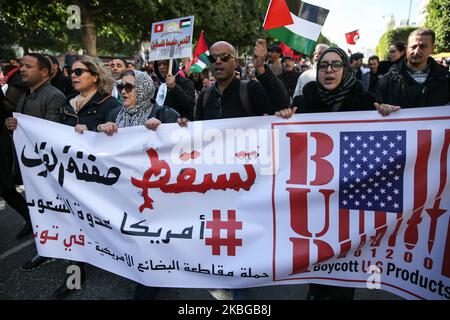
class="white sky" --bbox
[303,0,422,55]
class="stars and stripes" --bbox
[339,131,406,213]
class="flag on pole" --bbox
[263,0,329,56]
[345,30,360,45]
[189,31,210,73]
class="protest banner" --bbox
[149,15,194,61]
[13,106,450,300]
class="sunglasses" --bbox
[117,82,136,93]
[207,53,235,63]
[318,61,344,72]
[72,68,91,77]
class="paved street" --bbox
[0,196,402,300]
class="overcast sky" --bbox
[302,0,422,55]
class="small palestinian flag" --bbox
[189,31,210,73]
[263,0,329,56]
[180,18,192,29]
[345,30,360,45]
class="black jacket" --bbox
[155,62,195,120]
[278,71,301,98]
[376,58,450,108]
[195,65,290,120]
[62,91,121,131]
[51,70,76,97]
[293,80,376,113]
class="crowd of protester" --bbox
[0,27,449,300]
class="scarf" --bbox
[316,47,356,110]
[69,90,97,114]
[115,70,155,128]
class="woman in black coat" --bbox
[53,56,121,299]
[292,47,376,113]
[278,47,377,300]
[62,55,120,132]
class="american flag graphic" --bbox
[339,131,406,213]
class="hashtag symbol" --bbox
[205,210,243,256]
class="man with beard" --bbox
[278,55,300,100]
[375,28,450,116]
[110,58,128,102]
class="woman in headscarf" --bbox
[97,69,180,135]
[276,47,377,300]
[289,46,376,114]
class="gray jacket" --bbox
[16,81,65,123]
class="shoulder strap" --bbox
[239,80,254,116]
[195,85,214,120]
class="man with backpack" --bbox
[194,39,290,121]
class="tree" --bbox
[376,27,417,60]
[425,0,450,52]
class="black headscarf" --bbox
[316,47,356,110]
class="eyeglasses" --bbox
[71,68,91,77]
[117,82,136,93]
[207,53,235,63]
[318,61,344,72]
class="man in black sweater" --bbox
[195,39,290,121]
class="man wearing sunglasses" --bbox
[194,39,290,121]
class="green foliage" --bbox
[0,47,17,61]
[376,26,417,60]
[425,0,450,52]
[0,0,285,57]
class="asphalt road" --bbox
[0,196,402,300]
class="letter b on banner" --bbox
[67,5,81,30]
[287,132,334,186]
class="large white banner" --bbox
[13,106,450,300]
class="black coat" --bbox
[376,58,450,108]
[293,80,376,113]
[62,91,121,131]
[154,62,196,120]
[196,65,290,120]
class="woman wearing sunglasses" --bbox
[276,47,376,300]
[97,69,180,136]
[62,56,120,133]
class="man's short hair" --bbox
[281,55,294,63]
[45,54,60,67]
[368,55,380,62]
[268,45,282,54]
[409,28,436,45]
[113,57,128,66]
[26,53,52,74]
[350,53,364,63]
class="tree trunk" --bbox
[74,0,97,56]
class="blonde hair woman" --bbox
[62,55,120,133]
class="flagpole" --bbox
[407,0,413,26]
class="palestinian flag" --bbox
[263,0,329,56]
[180,18,192,29]
[189,31,210,73]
